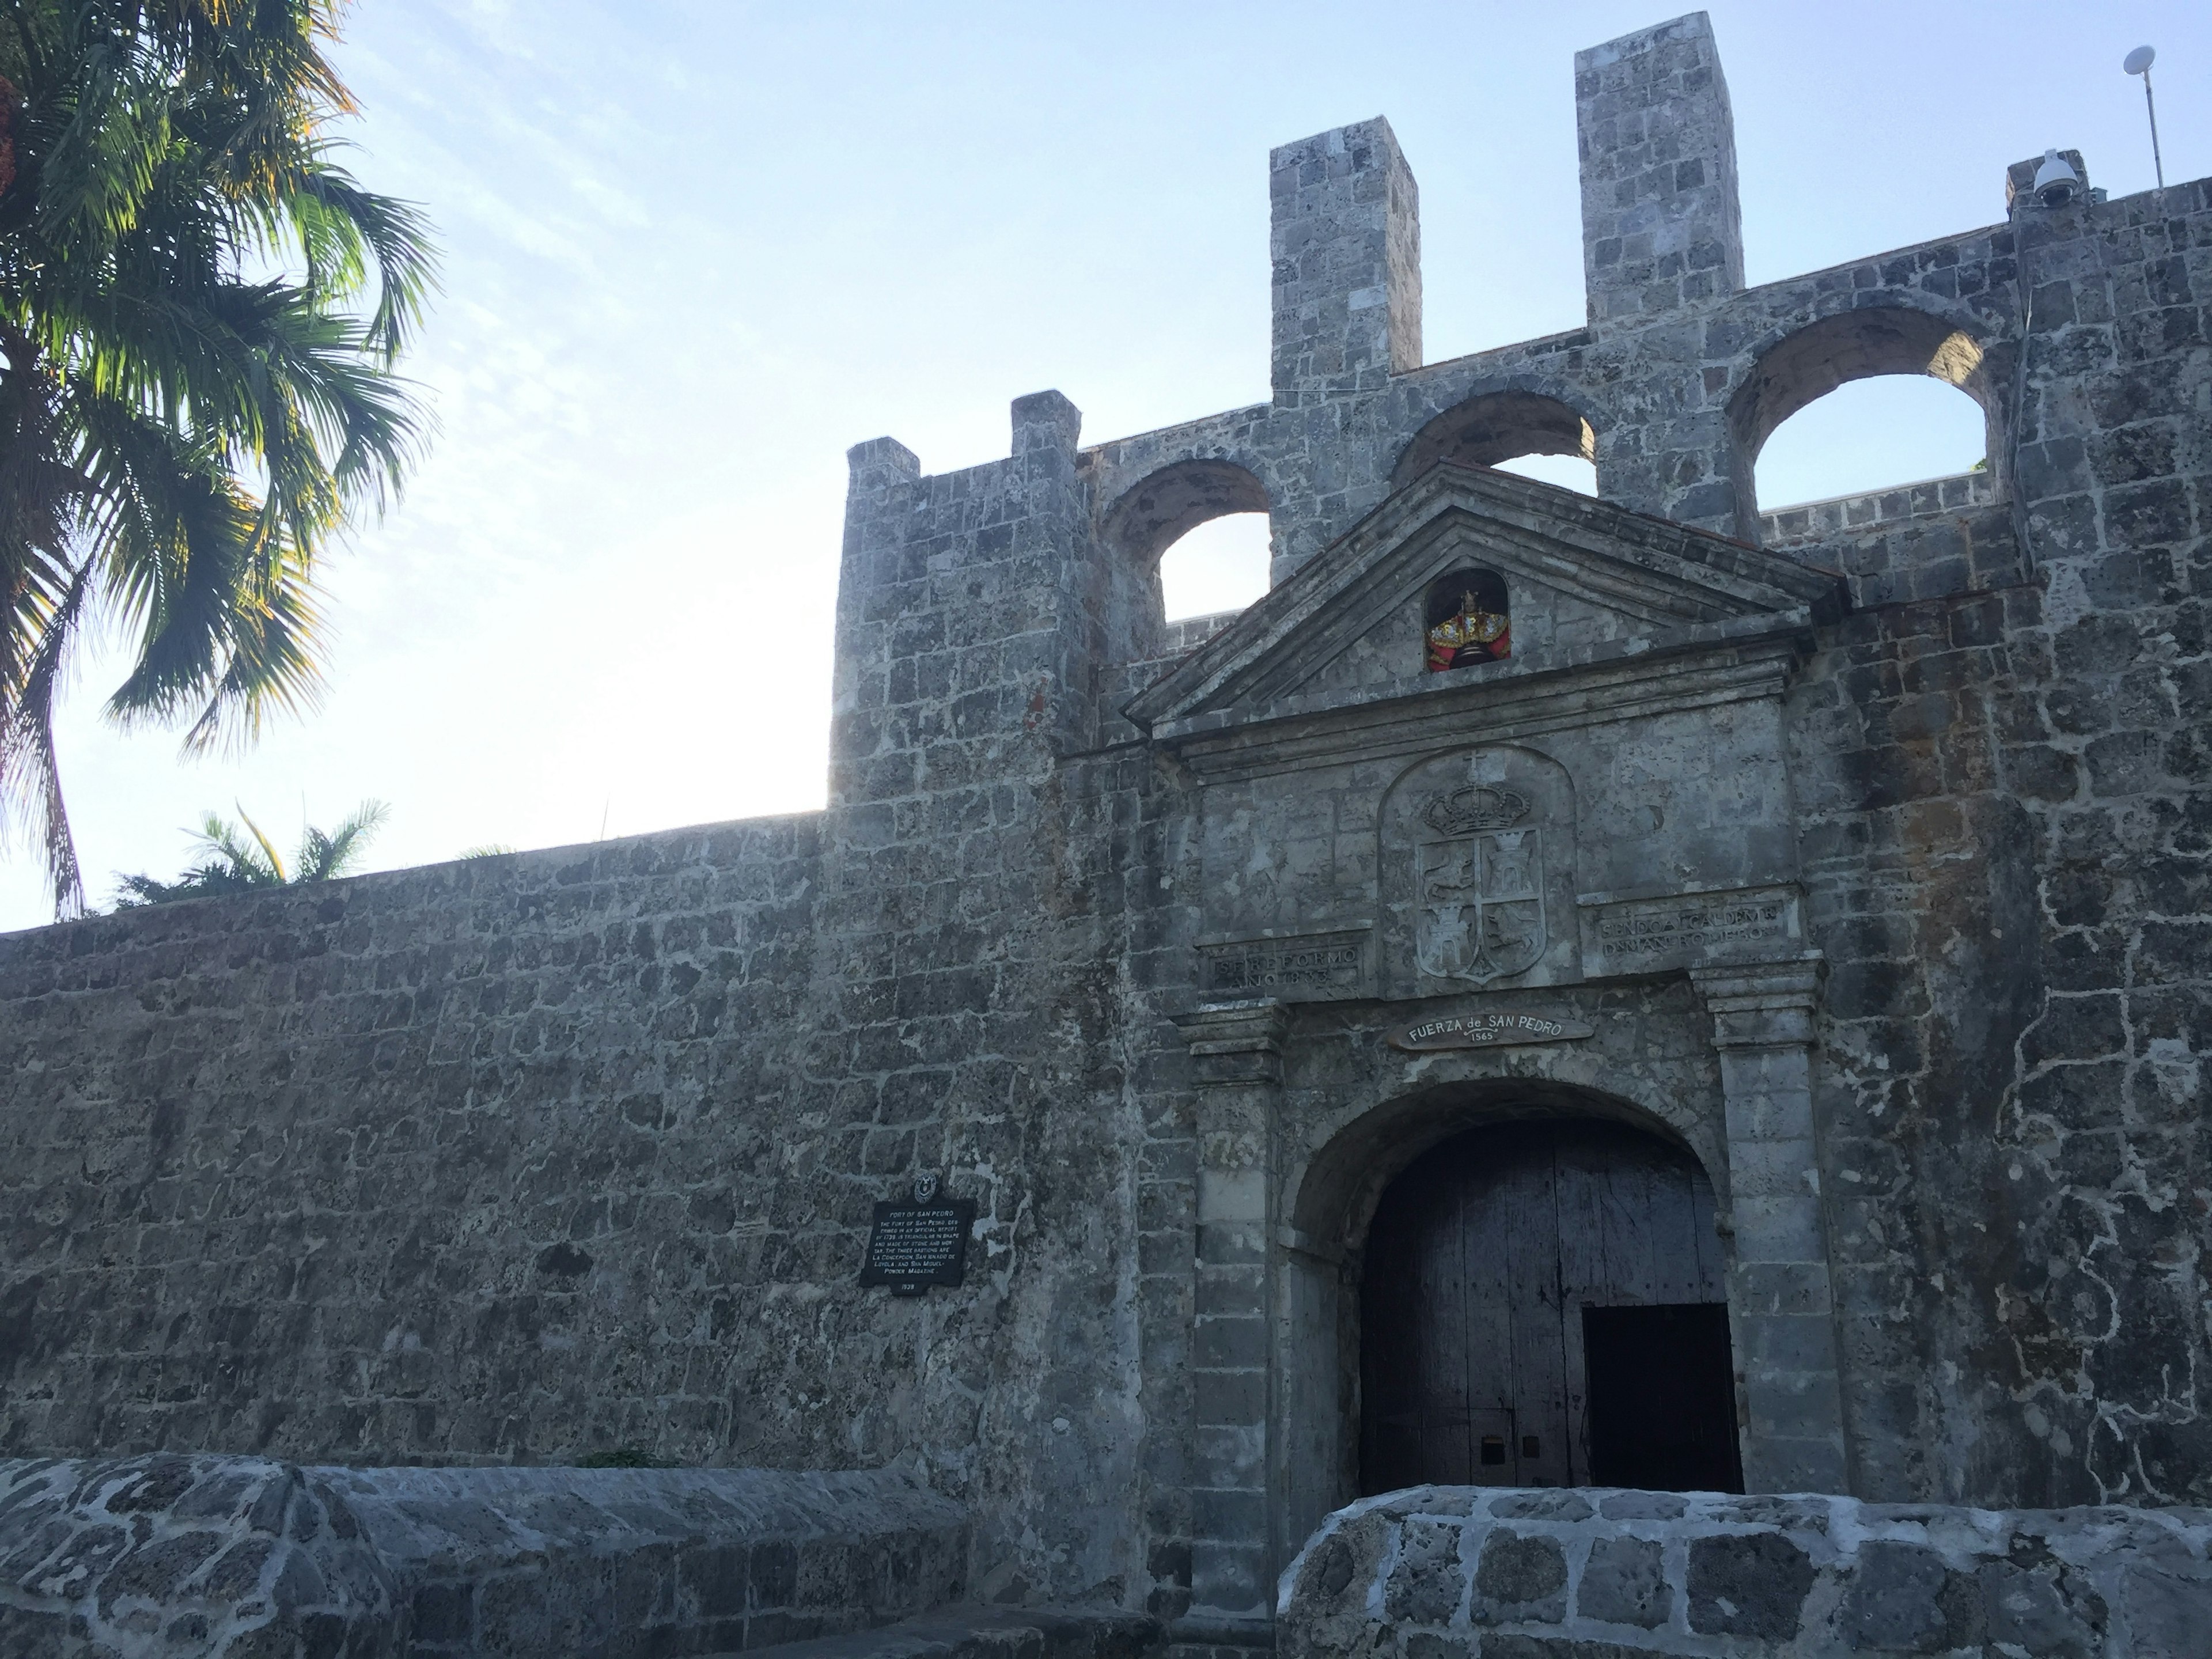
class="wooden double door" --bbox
[1359,1117,1743,1494]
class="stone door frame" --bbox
[1171,956,1848,1636]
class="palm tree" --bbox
[115,796,385,904]
[0,1,437,918]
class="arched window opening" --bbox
[1393,391,1597,492]
[1493,453,1597,497]
[1754,374,1988,511]
[1159,512,1270,623]
[1729,308,1997,520]
[1100,459,1272,662]
[1423,567,1510,673]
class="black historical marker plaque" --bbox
[859,1199,976,1296]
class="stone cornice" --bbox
[1154,628,1808,783]
[1126,463,1844,736]
[1691,954,1825,1050]
[1169,998,1292,1085]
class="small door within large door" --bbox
[1583,1304,1742,1490]
[1359,1117,1741,1493]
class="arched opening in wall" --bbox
[1756,376,1988,509]
[1358,1117,1740,1495]
[1100,459,1272,658]
[1422,567,1510,672]
[1731,308,1996,517]
[1493,453,1597,495]
[1392,391,1598,498]
[1158,513,1271,623]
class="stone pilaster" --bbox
[1574,12,1748,533]
[1169,998,1290,1634]
[828,435,922,809]
[1575,11,1744,324]
[1691,956,1851,1495]
[1270,118,1421,410]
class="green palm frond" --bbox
[297,796,385,880]
[112,793,388,906]
[0,0,439,917]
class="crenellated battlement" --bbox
[847,12,2188,597]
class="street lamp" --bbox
[2124,46,2165,192]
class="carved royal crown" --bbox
[1421,785,1531,836]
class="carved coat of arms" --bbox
[1415,784,1546,985]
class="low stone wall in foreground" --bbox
[1278,1486,2212,1658]
[0,1455,967,1657]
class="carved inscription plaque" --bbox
[1591,886,1800,972]
[1199,930,1367,998]
[1390,1011,1595,1052]
[859,1199,976,1296]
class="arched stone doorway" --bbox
[1358,1117,1742,1495]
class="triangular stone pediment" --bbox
[1125,464,1844,740]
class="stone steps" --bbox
[742,1605,1165,1659]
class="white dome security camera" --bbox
[2032,149,2081,208]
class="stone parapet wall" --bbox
[1759,473,2021,611]
[0,1456,403,1658]
[1161,612,1244,657]
[1278,1486,2212,1658]
[1760,471,1995,547]
[0,1455,966,1658]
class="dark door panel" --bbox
[1584,1303,1744,1493]
[1358,1117,1741,1494]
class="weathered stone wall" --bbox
[1,7,2206,1643]
[1080,28,2212,1530]
[824,391,1170,1608]
[0,820,834,1471]
[0,776,1163,1608]
[329,1461,966,1655]
[1278,1484,2212,1658]
[0,1455,968,1658]
[1786,171,2212,1509]
[0,1455,401,1658]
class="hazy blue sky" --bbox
[3,0,2205,929]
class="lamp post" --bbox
[2125,46,2165,192]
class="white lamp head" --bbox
[2124,45,2155,77]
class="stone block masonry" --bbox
[0,819,835,1472]
[1575,12,1745,324]
[2,5,2210,1641]
[1280,1486,2212,1658]
[0,1455,403,1658]
[1270,119,1422,405]
[0,1455,970,1657]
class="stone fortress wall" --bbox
[2,6,2207,1640]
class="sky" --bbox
[3,0,2206,930]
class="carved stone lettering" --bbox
[1590,887,1800,971]
[1389,1012,1596,1051]
[1200,931,1368,997]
